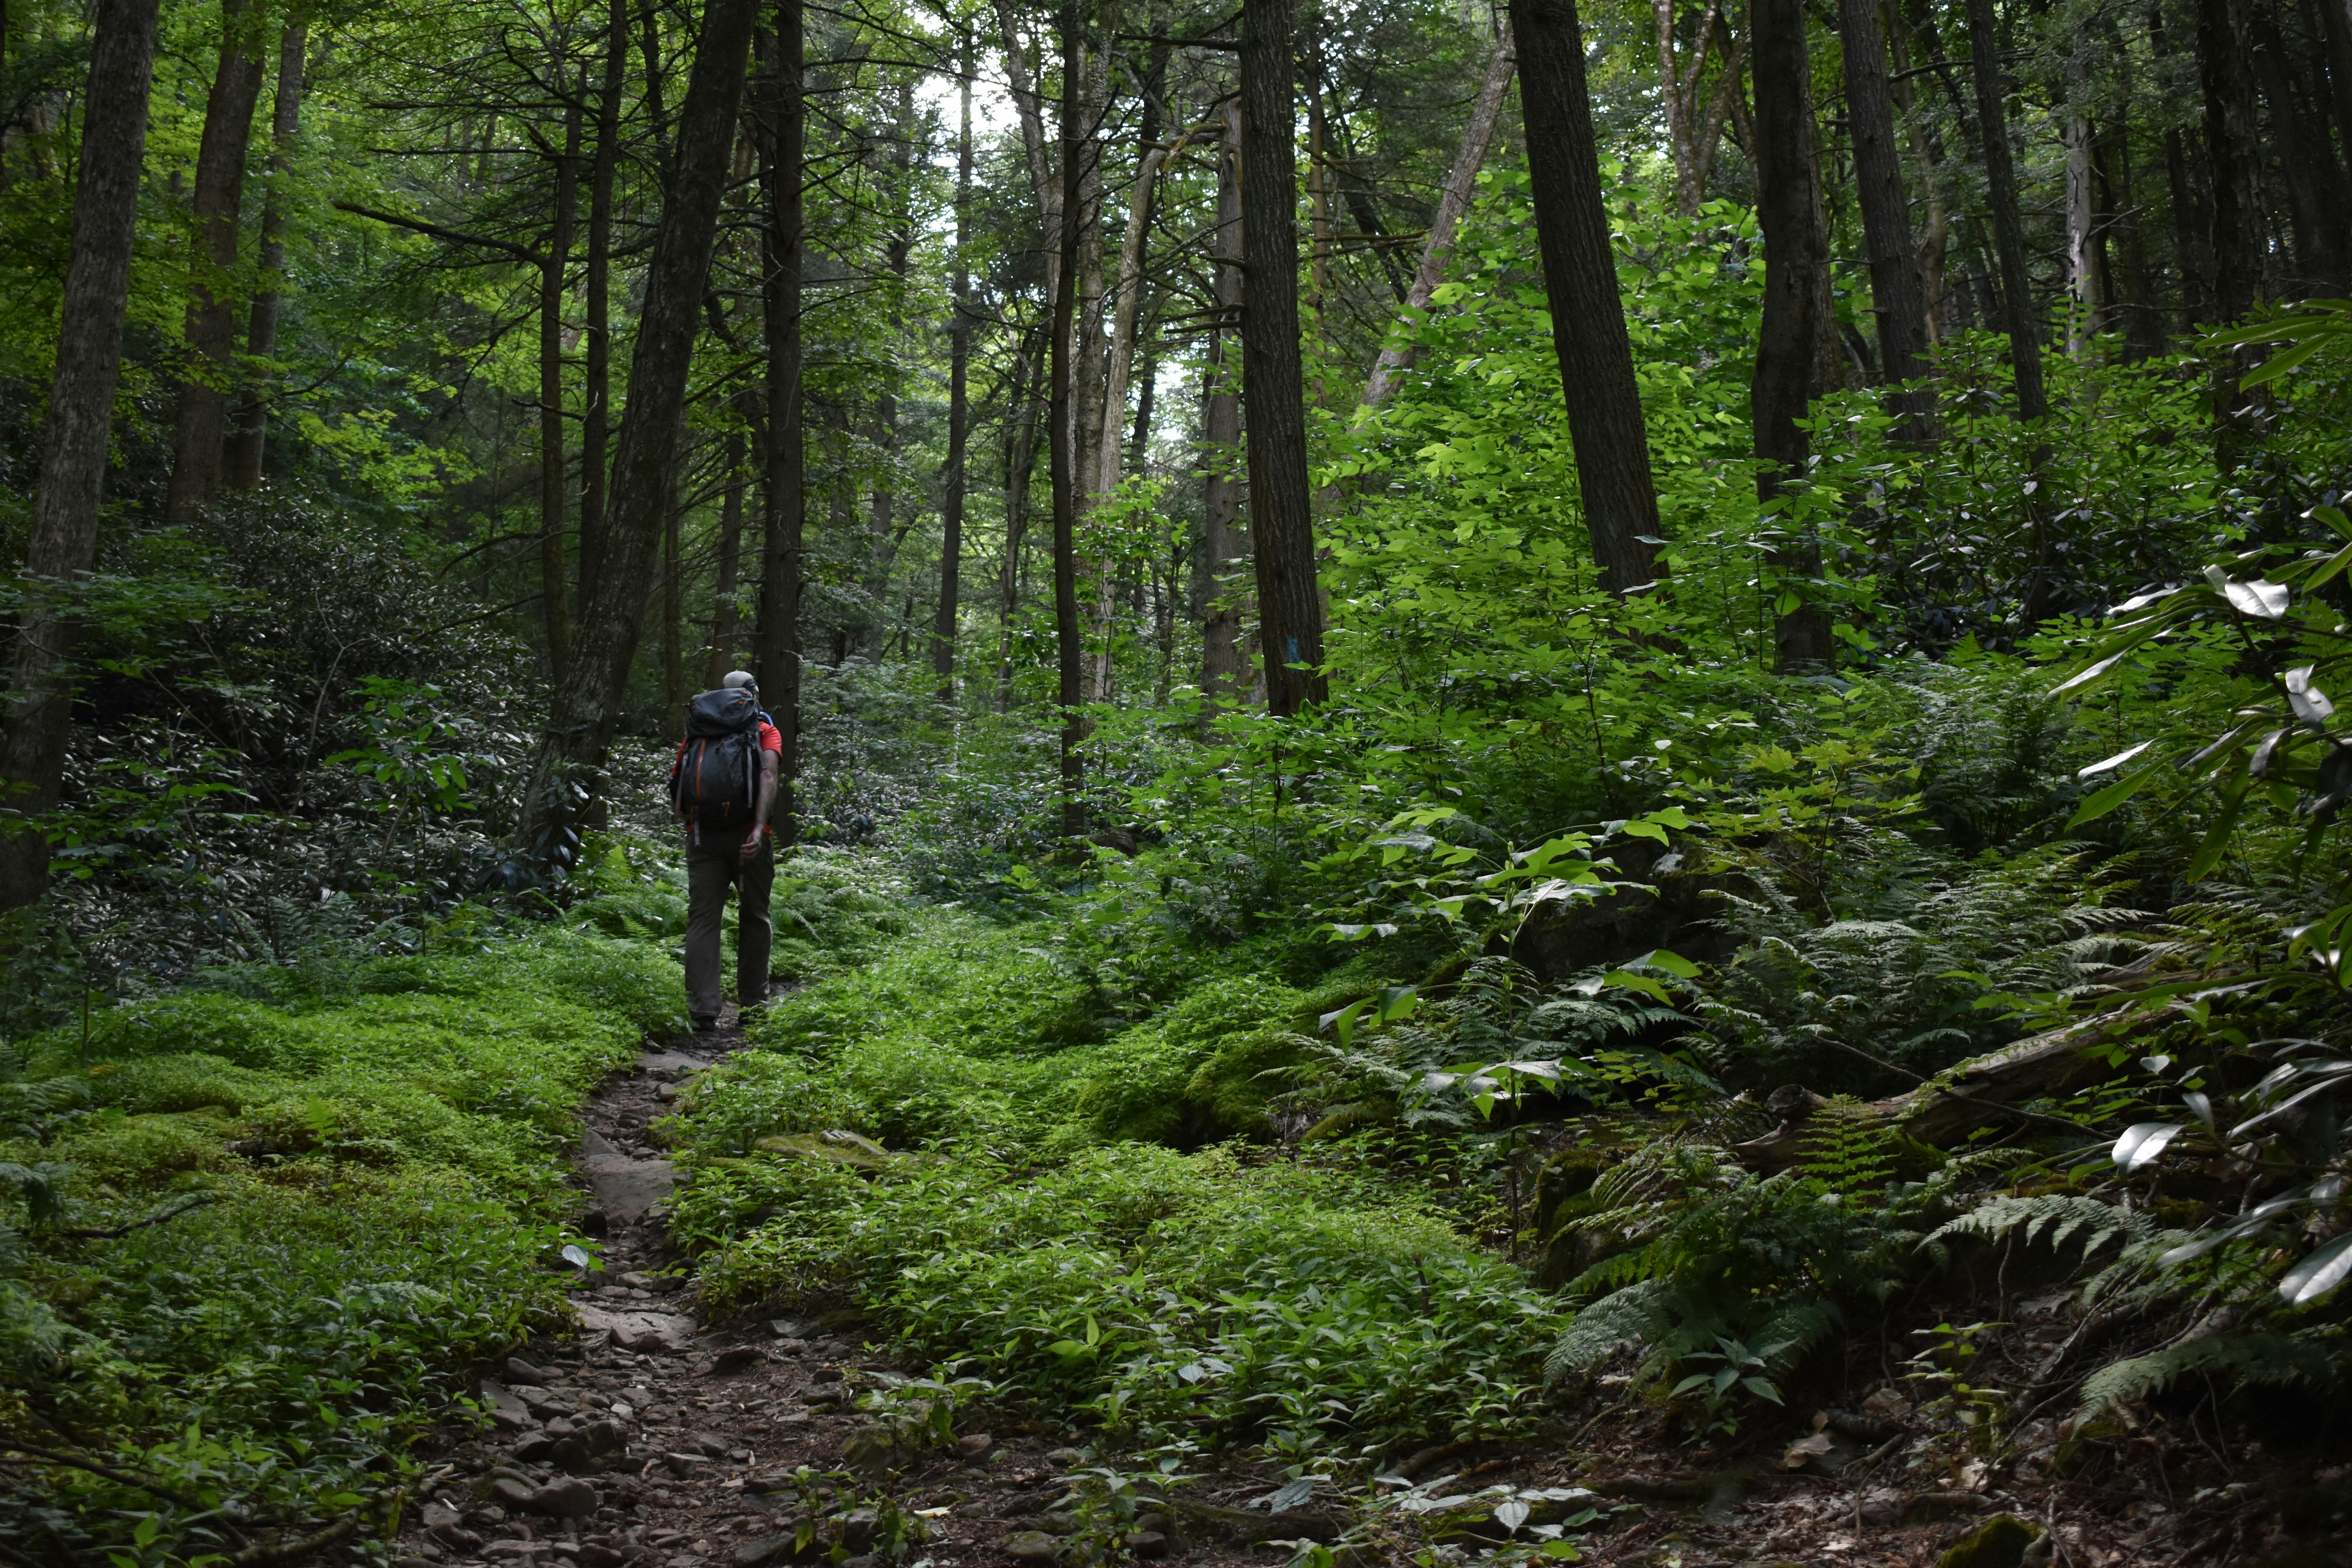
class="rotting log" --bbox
[1731,1005,2162,1169]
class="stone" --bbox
[689,1432,731,1458]
[662,1453,706,1480]
[582,1129,677,1224]
[711,1346,764,1376]
[422,1503,466,1531]
[1038,1513,1076,1537]
[528,1479,602,1520]
[575,1303,697,1354]
[728,1539,798,1568]
[839,1510,878,1553]
[432,1527,486,1553]
[584,1420,629,1457]
[838,1557,878,1568]
[550,1436,597,1474]
[1003,1532,1058,1565]
[956,1433,993,1459]
[492,1479,539,1510]
[1129,1532,1168,1560]
[484,1542,550,1559]
[512,1433,558,1464]
[636,1050,713,1076]
[579,1547,626,1568]
[1043,1448,1084,1468]
[1906,1492,1994,1526]
[1937,1515,2046,1568]
[769,1319,813,1340]
[482,1379,537,1431]
[508,1357,555,1387]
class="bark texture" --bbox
[539,96,585,670]
[1201,101,1248,704]
[579,0,628,607]
[1964,0,2048,419]
[227,15,307,489]
[1051,2,1088,831]
[1751,0,1835,669]
[1240,0,1326,713]
[165,0,269,524]
[521,0,759,868]
[0,0,164,911]
[934,49,972,701]
[1509,0,1663,598]
[1838,0,1931,420]
[753,0,805,838]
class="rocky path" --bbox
[392,1009,1148,1568]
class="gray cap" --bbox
[721,670,757,690]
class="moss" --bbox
[1936,1514,2045,1568]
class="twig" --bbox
[57,1194,221,1239]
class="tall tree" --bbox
[1751,0,1834,668]
[1201,99,1247,702]
[227,12,307,489]
[753,0,804,840]
[538,91,585,670]
[1964,0,2048,419]
[0,0,165,912]
[164,0,270,524]
[706,422,748,689]
[1838,0,1932,424]
[1652,0,1749,215]
[579,0,628,607]
[2197,0,2264,463]
[1240,0,1325,713]
[1050,2,1089,831]
[1508,0,1662,597]
[933,38,973,702]
[522,0,759,864]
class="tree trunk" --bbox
[861,81,916,662]
[663,483,686,733]
[521,0,759,869]
[706,423,747,690]
[1838,0,1931,424]
[1885,0,1953,344]
[1363,21,1515,411]
[164,0,269,524]
[998,0,1064,316]
[0,0,163,913]
[226,14,306,490]
[539,95,585,672]
[996,322,1047,713]
[935,44,973,702]
[1201,100,1248,705]
[1241,0,1326,715]
[1654,0,1747,215]
[579,0,627,608]
[1052,1,1089,832]
[2063,60,2101,354]
[753,0,804,840]
[2197,0,2265,465]
[1751,0,1834,670]
[1508,0,1664,598]
[2251,7,2347,293]
[1964,0,2048,419]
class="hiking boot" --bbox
[690,1015,721,1036]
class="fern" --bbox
[1544,1279,1670,1382]
[1799,1096,1902,1192]
[2077,1331,2341,1413]
[1926,1194,2155,1263]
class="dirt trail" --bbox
[391,1008,1119,1568]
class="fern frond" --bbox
[1926,1195,2154,1261]
[2076,1331,2340,1414]
[1543,1279,1669,1383]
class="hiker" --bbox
[670,670,780,1033]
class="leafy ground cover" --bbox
[0,907,678,1564]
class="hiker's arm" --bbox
[744,750,778,858]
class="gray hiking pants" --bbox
[683,822,773,1023]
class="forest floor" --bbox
[373,995,2334,1568]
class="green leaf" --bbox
[2066,759,2165,828]
[2185,780,2252,882]
[1602,970,1674,1003]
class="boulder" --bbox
[525,1478,600,1520]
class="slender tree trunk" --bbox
[227,14,306,490]
[580,0,627,608]
[935,45,973,702]
[2063,55,2100,353]
[1052,1,1089,832]
[1363,21,1515,411]
[0,0,163,912]
[998,0,1063,315]
[539,96,585,672]
[706,423,747,690]
[522,0,759,864]
[663,484,686,732]
[1751,0,1834,669]
[1964,0,2048,419]
[2321,0,2352,164]
[2251,8,2347,292]
[1886,0,1953,343]
[1655,0,1744,214]
[753,0,804,840]
[861,82,916,661]
[165,0,268,524]
[1509,0,1663,597]
[996,321,1047,712]
[1241,0,1325,714]
[1201,100,1248,704]
[1839,0,1931,425]
[2198,0,2264,465]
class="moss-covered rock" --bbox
[1936,1514,2045,1568]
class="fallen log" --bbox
[1730,1005,2167,1169]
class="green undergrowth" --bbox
[0,908,681,1565]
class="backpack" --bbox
[669,688,767,827]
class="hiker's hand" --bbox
[740,830,763,862]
